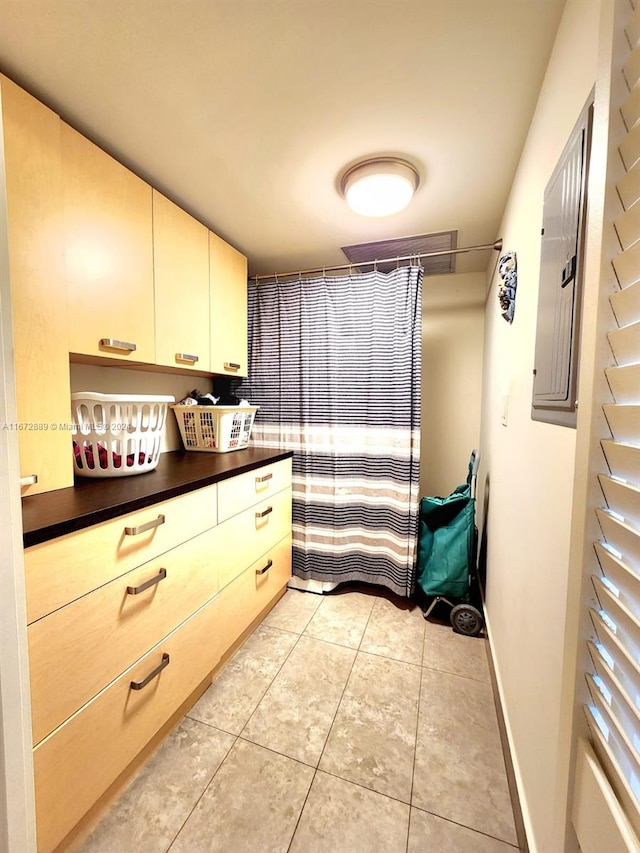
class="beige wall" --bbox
[479,2,601,852]
[421,272,485,498]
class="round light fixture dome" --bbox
[340,157,420,217]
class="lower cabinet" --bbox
[33,594,226,853]
[26,458,292,852]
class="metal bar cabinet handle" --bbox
[130,653,170,691]
[175,353,199,364]
[127,568,167,595]
[124,514,166,536]
[255,506,273,519]
[223,362,241,371]
[256,559,273,576]
[99,338,137,352]
[256,473,273,484]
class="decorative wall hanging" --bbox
[498,251,517,323]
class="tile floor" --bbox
[79,587,519,853]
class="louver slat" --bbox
[589,609,640,708]
[586,670,640,761]
[585,704,640,843]
[612,243,640,288]
[603,405,640,444]
[594,543,640,619]
[607,322,640,366]
[610,281,640,326]
[614,202,640,250]
[596,509,640,572]
[624,48,640,92]
[599,475,640,530]
[588,640,640,735]
[626,6,640,51]
[621,84,640,133]
[619,123,640,172]
[617,160,640,210]
[586,688,640,792]
[592,575,640,660]
[606,364,640,403]
[601,440,640,488]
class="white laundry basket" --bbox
[71,392,175,477]
[172,405,258,452]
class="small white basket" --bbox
[71,392,175,478]
[172,405,258,453]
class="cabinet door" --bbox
[62,123,154,362]
[209,231,248,377]
[1,76,73,495]
[153,190,210,371]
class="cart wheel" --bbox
[450,604,484,637]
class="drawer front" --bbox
[218,534,292,649]
[29,527,221,746]
[34,593,228,853]
[217,457,292,522]
[25,484,218,623]
[217,487,291,590]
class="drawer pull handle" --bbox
[127,568,167,595]
[255,506,273,519]
[256,559,273,576]
[124,514,166,536]
[224,362,241,371]
[19,474,38,486]
[175,352,199,364]
[130,653,170,691]
[99,338,137,353]
[256,473,273,484]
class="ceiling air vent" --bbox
[341,230,458,275]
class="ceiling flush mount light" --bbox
[340,157,420,217]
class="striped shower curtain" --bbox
[240,266,423,597]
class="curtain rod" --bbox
[252,239,503,282]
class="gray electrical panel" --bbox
[532,98,593,427]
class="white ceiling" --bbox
[0,0,566,278]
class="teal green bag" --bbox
[416,465,474,599]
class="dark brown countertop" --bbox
[22,448,293,548]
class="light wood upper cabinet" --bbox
[209,231,248,377]
[62,123,155,362]
[1,76,74,495]
[153,190,210,371]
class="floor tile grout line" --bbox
[174,613,310,851]
[294,595,425,832]
[312,622,366,771]
[264,589,323,637]
[283,591,342,853]
[164,731,239,853]
[312,766,416,808]
[409,802,521,849]
[234,733,320,771]
[235,626,307,740]
[185,625,304,737]
[421,657,493,683]
[406,604,428,851]
[299,596,376,785]
[286,767,318,853]
[409,643,519,850]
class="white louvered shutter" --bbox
[584,0,640,837]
